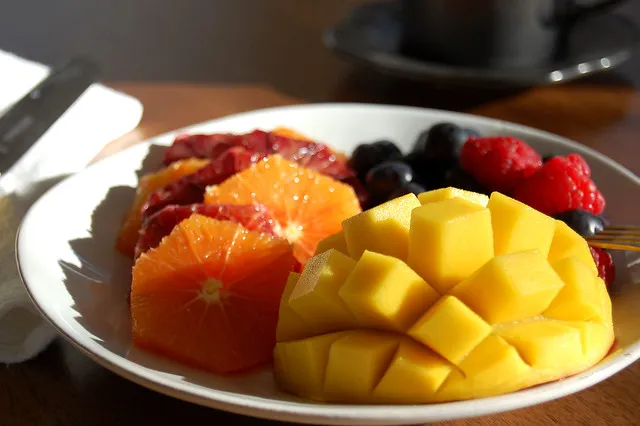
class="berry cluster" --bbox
[349,122,614,288]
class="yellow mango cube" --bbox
[497,321,582,370]
[407,198,494,293]
[595,277,613,325]
[339,250,440,332]
[315,231,349,256]
[442,335,531,398]
[273,332,345,400]
[324,331,400,402]
[373,338,454,403]
[288,249,357,332]
[451,250,565,324]
[408,295,492,365]
[276,272,312,342]
[566,321,614,361]
[487,192,556,257]
[342,193,421,260]
[544,257,604,322]
[418,187,489,207]
[548,220,598,274]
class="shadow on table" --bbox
[328,67,636,110]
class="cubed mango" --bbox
[407,198,494,293]
[488,192,556,257]
[288,249,357,332]
[408,295,492,365]
[273,331,345,400]
[339,250,440,331]
[544,256,604,322]
[342,193,421,260]
[451,250,565,324]
[373,338,454,403]
[418,187,489,207]
[324,330,399,402]
[547,220,598,274]
[497,320,583,371]
[315,231,349,256]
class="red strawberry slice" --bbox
[135,203,277,259]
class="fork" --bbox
[586,225,640,252]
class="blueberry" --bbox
[402,152,429,185]
[366,161,413,198]
[374,140,402,159]
[388,182,427,200]
[413,122,476,165]
[553,209,605,237]
[444,167,490,195]
[350,140,402,180]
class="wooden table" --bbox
[3,77,640,425]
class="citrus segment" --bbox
[131,214,294,374]
[134,203,277,258]
[116,158,209,257]
[204,155,362,266]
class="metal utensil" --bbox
[0,56,100,177]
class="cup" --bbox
[401,0,629,68]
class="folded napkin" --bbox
[0,50,143,363]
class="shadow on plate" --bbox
[58,144,166,354]
[56,143,300,399]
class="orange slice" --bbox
[204,155,362,266]
[271,126,313,141]
[116,158,209,257]
[131,214,294,374]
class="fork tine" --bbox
[586,224,640,251]
[586,240,640,251]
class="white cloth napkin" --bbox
[0,50,143,363]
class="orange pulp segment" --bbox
[203,155,362,267]
[116,158,210,257]
[131,214,294,374]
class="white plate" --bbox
[16,104,640,425]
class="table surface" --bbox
[4,4,640,423]
[1,81,639,426]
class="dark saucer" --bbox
[323,0,640,88]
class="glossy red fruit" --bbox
[589,246,616,289]
[161,130,370,208]
[141,146,264,221]
[135,203,277,258]
[460,136,542,193]
[163,131,269,165]
[514,154,605,216]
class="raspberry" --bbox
[513,154,605,216]
[459,136,542,193]
[589,246,616,289]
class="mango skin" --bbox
[274,188,614,404]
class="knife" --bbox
[0,56,101,177]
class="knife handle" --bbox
[0,56,101,174]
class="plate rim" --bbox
[323,0,640,86]
[15,102,640,425]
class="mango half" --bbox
[274,190,614,404]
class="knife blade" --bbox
[0,56,101,176]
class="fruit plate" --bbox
[16,103,640,425]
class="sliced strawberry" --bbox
[134,203,277,258]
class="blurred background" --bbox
[2,0,640,103]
